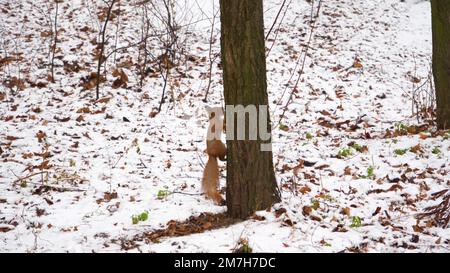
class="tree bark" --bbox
[431,0,450,129]
[220,0,281,219]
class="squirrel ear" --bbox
[204,105,224,117]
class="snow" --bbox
[0,0,449,252]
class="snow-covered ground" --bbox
[1,0,449,252]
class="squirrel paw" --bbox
[217,198,226,206]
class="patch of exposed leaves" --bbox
[367,184,403,194]
[417,189,450,228]
[0,226,14,233]
[143,212,240,243]
[96,191,118,204]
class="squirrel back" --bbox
[202,155,223,204]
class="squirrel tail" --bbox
[202,156,224,205]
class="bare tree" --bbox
[95,0,117,100]
[50,0,63,82]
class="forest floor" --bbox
[1,0,449,252]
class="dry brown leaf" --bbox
[412,225,424,233]
[275,207,287,218]
[302,206,312,216]
[55,116,70,122]
[37,160,51,170]
[96,97,111,104]
[341,207,351,216]
[372,207,381,216]
[0,226,13,233]
[299,186,311,194]
[36,131,46,142]
[6,135,19,141]
[344,166,352,175]
[410,144,422,154]
[76,115,85,122]
[22,152,34,159]
[352,61,363,69]
[76,107,91,114]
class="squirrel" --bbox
[202,106,227,205]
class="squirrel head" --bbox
[205,105,224,120]
[205,105,225,140]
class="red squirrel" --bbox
[202,106,226,205]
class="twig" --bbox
[50,1,59,82]
[266,0,293,57]
[112,0,121,64]
[139,158,147,168]
[265,0,287,40]
[12,171,48,185]
[274,0,322,128]
[95,0,117,100]
[29,181,86,192]
[171,190,203,196]
[203,3,219,102]
[158,65,170,113]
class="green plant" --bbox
[360,166,375,179]
[240,243,252,253]
[311,199,320,210]
[235,239,253,253]
[318,194,337,202]
[306,132,313,140]
[432,147,441,154]
[444,133,449,140]
[351,143,362,151]
[394,122,407,131]
[279,123,289,131]
[394,148,408,156]
[132,211,149,224]
[157,189,171,199]
[350,216,362,228]
[338,148,353,158]
[69,159,76,167]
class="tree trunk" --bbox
[431,0,450,129]
[220,0,281,219]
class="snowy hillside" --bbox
[1,0,449,252]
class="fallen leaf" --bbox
[22,152,34,159]
[299,186,311,194]
[372,207,381,216]
[352,61,363,69]
[344,166,352,175]
[76,115,85,122]
[37,160,51,170]
[6,135,20,141]
[275,208,287,218]
[0,226,13,232]
[77,107,91,114]
[341,207,351,216]
[412,225,423,233]
[36,131,46,143]
[96,97,111,104]
[410,144,422,154]
[302,206,312,216]
[54,116,71,122]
